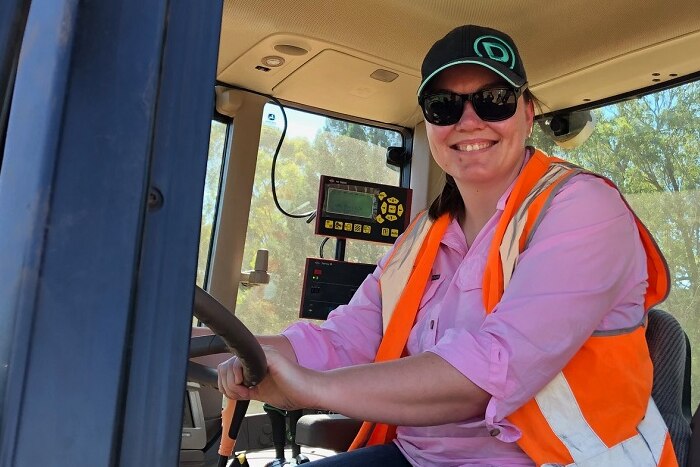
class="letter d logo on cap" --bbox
[474,35,516,70]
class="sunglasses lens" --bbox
[421,92,464,126]
[472,88,518,122]
[421,88,520,125]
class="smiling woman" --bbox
[217,24,677,467]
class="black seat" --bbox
[689,404,700,466]
[646,308,693,466]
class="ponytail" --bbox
[427,174,464,221]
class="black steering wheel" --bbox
[188,285,267,388]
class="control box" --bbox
[300,258,376,320]
[315,175,412,244]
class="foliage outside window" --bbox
[196,120,228,288]
[530,81,700,404]
[235,105,402,339]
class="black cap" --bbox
[418,25,527,96]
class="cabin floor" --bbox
[235,447,337,466]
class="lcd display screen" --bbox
[325,188,374,219]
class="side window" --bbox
[530,81,700,405]
[236,104,403,337]
[196,119,229,288]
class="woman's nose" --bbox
[455,101,485,130]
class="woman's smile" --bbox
[449,140,496,153]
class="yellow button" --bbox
[334,221,343,230]
[387,204,397,214]
[354,224,362,232]
[376,215,385,224]
[325,220,334,228]
[387,197,399,204]
[344,222,352,231]
[381,202,387,214]
[397,204,404,216]
[390,229,399,237]
[378,192,387,200]
[386,214,397,222]
[363,225,371,234]
[381,227,390,236]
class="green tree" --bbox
[196,120,227,287]
[322,119,402,148]
[234,118,401,337]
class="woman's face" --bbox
[425,64,534,190]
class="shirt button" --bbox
[489,428,500,437]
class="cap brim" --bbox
[417,59,526,96]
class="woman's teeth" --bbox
[453,142,493,152]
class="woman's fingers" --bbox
[217,355,250,400]
[216,347,320,409]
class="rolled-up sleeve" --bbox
[427,175,648,436]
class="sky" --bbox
[262,102,326,142]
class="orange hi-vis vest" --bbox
[349,149,677,466]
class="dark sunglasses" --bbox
[419,86,525,125]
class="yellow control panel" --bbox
[315,175,412,244]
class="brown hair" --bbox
[427,88,537,221]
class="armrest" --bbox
[295,414,363,452]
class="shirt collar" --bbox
[442,218,468,255]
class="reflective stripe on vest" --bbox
[379,211,433,333]
[497,161,577,291]
[349,149,677,466]
[537,374,668,466]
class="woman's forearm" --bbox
[313,352,489,426]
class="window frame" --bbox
[199,115,233,290]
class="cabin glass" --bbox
[236,104,402,340]
[530,80,700,406]
[196,120,228,288]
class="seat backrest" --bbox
[646,308,693,466]
[689,404,700,467]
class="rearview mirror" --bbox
[538,110,596,149]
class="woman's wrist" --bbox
[302,368,332,410]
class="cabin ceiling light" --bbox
[370,69,399,83]
[261,55,285,67]
[274,44,309,56]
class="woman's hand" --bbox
[217,353,251,400]
[218,345,322,410]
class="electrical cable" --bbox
[319,237,330,258]
[216,83,315,220]
[267,96,315,219]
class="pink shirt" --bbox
[283,173,649,466]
